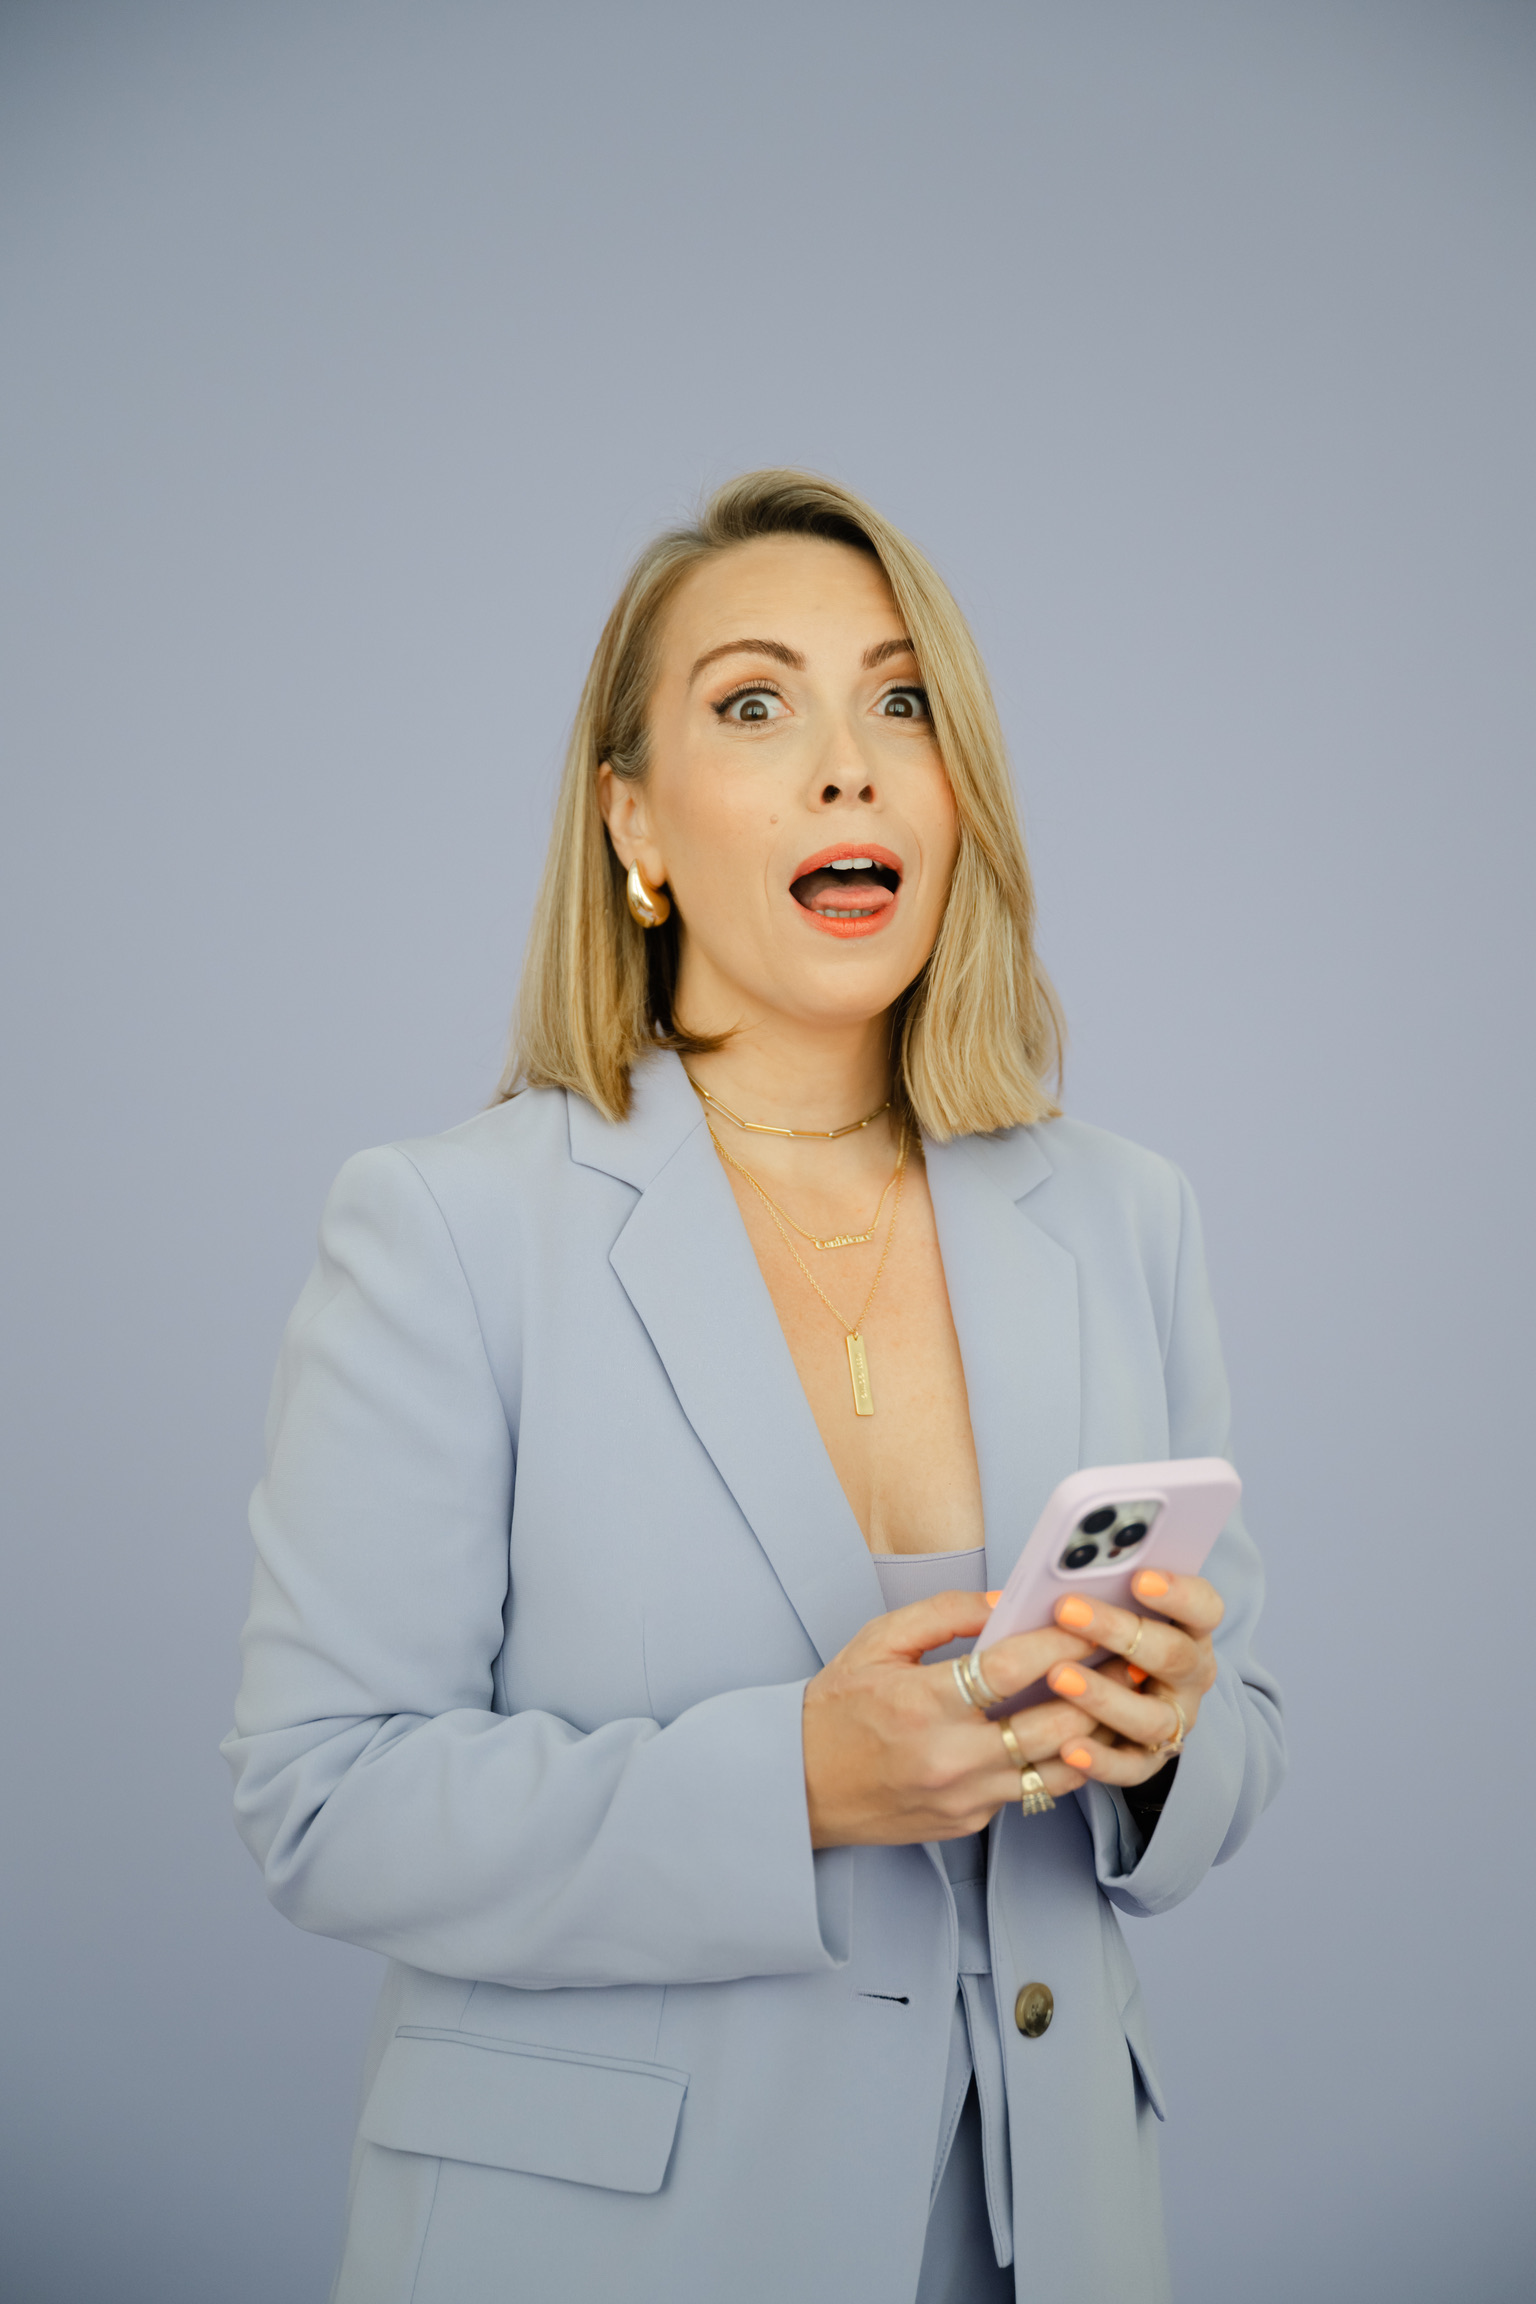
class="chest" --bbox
[717,1155,986,1556]
[494,1120,1176,1729]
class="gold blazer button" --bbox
[1014,1982,1054,2037]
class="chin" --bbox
[771,947,926,1027]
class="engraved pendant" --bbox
[845,1330,874,1416]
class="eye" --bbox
[715,684,787,724]
[877,686,930,721]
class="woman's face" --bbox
[602,535,961,1037]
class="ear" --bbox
[597,764,666,885]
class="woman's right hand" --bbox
[802,1593,1100,1849]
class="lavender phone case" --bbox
[974,1457,1240,1686]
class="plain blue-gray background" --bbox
[3,3,1532,2298]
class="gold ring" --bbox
[1017,1765,1055,1818]
[1150,1696,1188,1760]
[998,1720,1026,1769]
[1123,1618,1146,1664]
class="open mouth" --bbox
[789,844,904,933]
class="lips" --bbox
[789,843,904,940]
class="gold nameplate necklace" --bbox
[699,1108,908,1418]
[710,1129,901,1251]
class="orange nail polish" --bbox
[1063,1746,1095,1771]
[1051,1667,1088,1697]
[984,1591,1002,1607]
[1134,1571,1170,1600]
[1057,1598,1094,1630]
[1126,1665,1149,1686]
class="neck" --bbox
[671,940,906,1187]
[682,1017,893,1138]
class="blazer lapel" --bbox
[923,1128,1082,1592]
[573,1055,883,1666]
[570,1058,1082,1649]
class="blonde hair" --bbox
[500,469,1063,1140]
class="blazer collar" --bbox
[566,1048,1058,1208]
[566,1047,706,1192]
[571,1054,1081,1660]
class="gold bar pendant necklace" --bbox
[845,1331,875,1416]
[706,1124,908,1417]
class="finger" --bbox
[1043,1663,1197,1751]
[962,1707,1105,1823]
[892,1717,1089,1839]
[1125,1569,1224,1637]
[925,1701,1096,1810]
[1024,1756,1090,1798]
[930,1758,1091,1833]
[865,1590,998,1662]
[982,1697,1096,1766]
[1051,1593,1200,1684]
[962,1743,1098,1827]
[1095,1655,1152,1691]
[953,1624,1094,1708]
[920,1707,1123,1836]
[993,1720,1125,1803]
[1059,1732,1179,1789]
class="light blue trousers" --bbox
[915,2079,1014,2304]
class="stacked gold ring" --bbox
[998,1718,1055,1817]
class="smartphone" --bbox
[973,1457,1239,1700]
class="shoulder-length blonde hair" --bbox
[499,469,1062,1140]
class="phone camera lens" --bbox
[1062,1542,1099,1571]
[1079,1508,1117,1536]
[1112,1521,1149,1550]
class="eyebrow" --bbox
[688,634,918,686]
[689,638,804,686]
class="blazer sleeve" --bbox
[222,1146,849,1989]
[1078,1166,1286,1918]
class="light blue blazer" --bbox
[224,1051,1284,2304]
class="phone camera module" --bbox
[1060,1498,1162,1574]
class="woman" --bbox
[226,470,1284,2304]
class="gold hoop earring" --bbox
[626,860,671,928]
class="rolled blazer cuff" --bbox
[226,1139,852,1990]
[1076,1162,1285,1919]
[226,1675,849,1988]
[1078,1658,1283,1919]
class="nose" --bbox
[810,704,880,808]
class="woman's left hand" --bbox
[1044,1570,1225,1785]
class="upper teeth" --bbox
[830,857,874,870]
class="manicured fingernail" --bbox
[1050,1667,1088,1697]
[1134,1571,1169,1600]
[1063,1746,1095,1771]
[1056,1598,1094,1630]
[1126,1665,1148,1685]
[985,1591,1002,1607]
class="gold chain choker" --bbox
[684,1073,890,1141]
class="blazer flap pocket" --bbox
[1119,1985,1168,2123]
[360,2027,689,2193]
